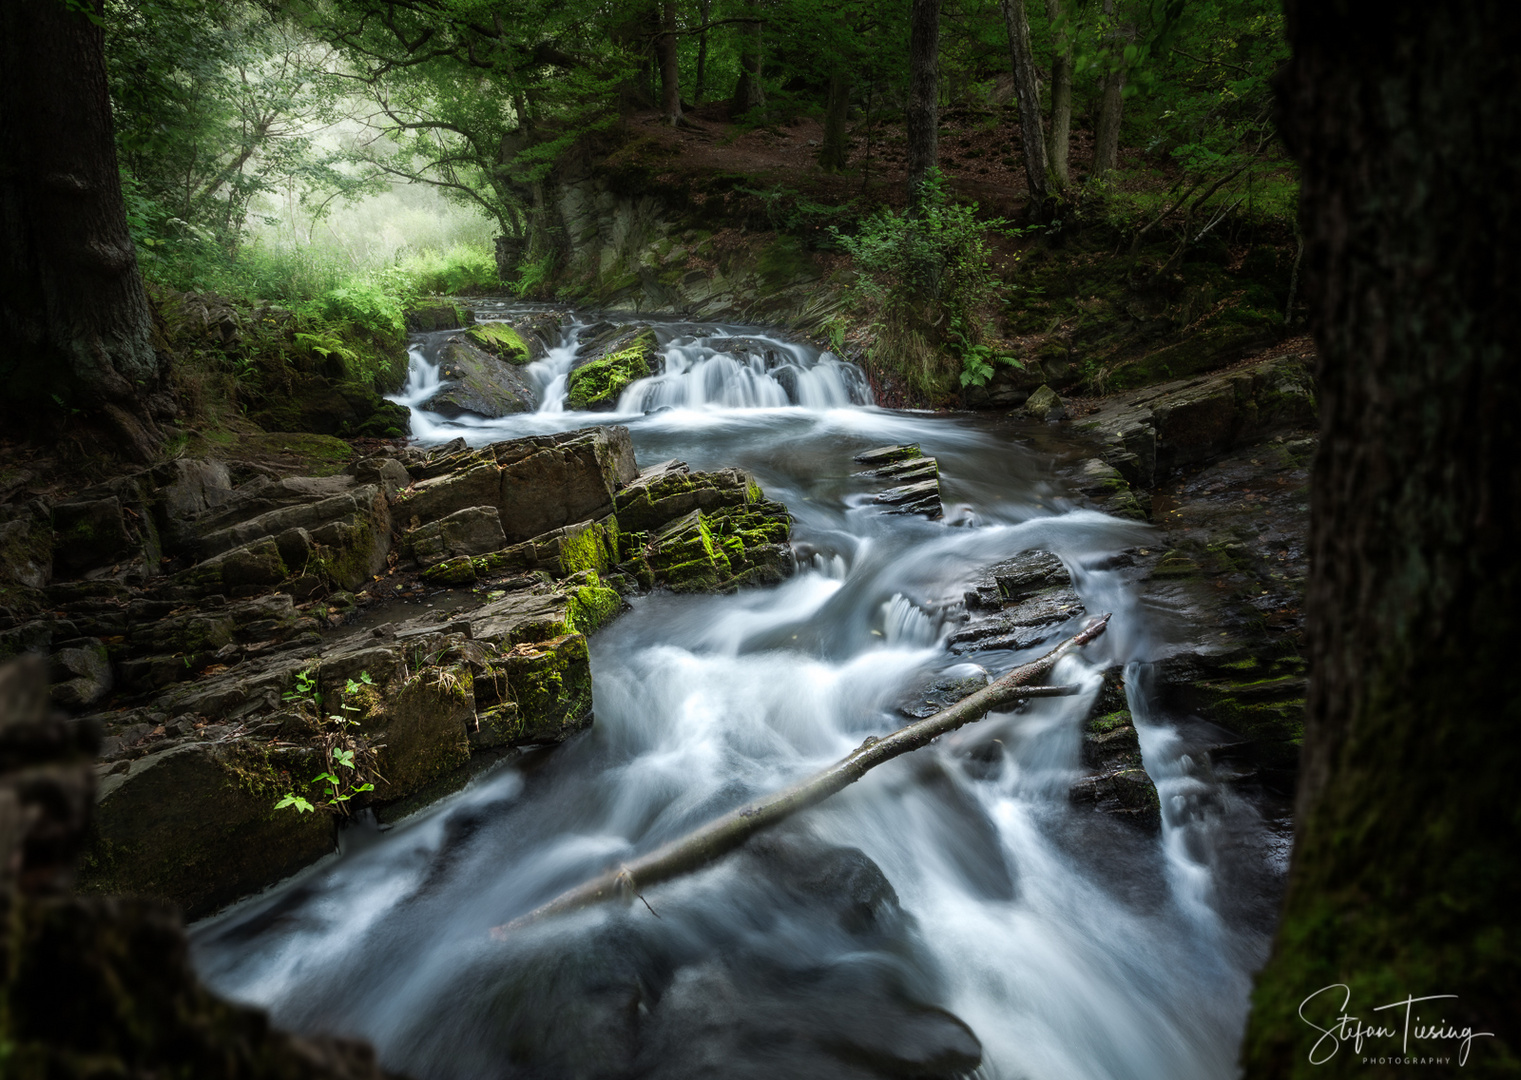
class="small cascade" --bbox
[616,332,871,412]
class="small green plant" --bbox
[822,315,849,354]
[275,670,380,815]
[949,317,1023,388]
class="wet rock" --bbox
[422,337,537,418]
[405,506,508,568]
[48,639,113,708]
[875,478,942,516]
[1069,766,1161,831]
[628,498,793,594]
[1077,458,1147,520]
[614,460,758,533]
[465,321,536,363]
[949,585,1085,653]
[853,443,922,467]
[1024,384,1067,422]
[567,325,657,410]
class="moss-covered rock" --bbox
[466,322,533,363]
[613,462,758,533]
[78,741,334,918]
[422,338,537,418]
[566,327,657,410]
[500,633,594,742]
[629,497,792,593]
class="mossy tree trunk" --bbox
[0,0,161,460]
[1241,2,1521,1075]
[694,0,712,103]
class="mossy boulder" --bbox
[613,461,759,533]
[466,322,534,364]
[78,741,334,919]
[629,498,792,593]
[566,327,658,410]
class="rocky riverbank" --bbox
[1,420,792,918]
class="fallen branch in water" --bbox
[491,613,1111,937]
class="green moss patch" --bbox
[467,322,532,363]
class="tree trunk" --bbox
[0,0,160,458]
[730,20,765,115]
[1241,2,1521,1073]
[999,0,1047,208]
[905,0,940,208]
[1044,0,1072,189]
[694,0,711,104]
[657,0,682,125]
[1090,0,1125,177]
[818,72,852,171]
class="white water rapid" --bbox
[190,309,1282,1080]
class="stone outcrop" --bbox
[566,324,659,409]
[0,425,797,917]
[853,444,945,518]
[0,656,400,1079]
[420,336,536,418]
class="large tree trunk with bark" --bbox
[818,72,852,171]
[657,0,682,125]
[999,0,1047,208]
[730,20,766,115]
[905,0,941,208]
[1044,0,1073,190]
[1241,2,1521,1074]
[0,0,160,459]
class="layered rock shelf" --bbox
[0,426,794,916]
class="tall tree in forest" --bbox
[905,0,940,207]
[998,0,1047,207]
[1044,0,1073,189]
[731,16,766,113]
[1090,0,1129,176]
[657,0,683,124]
[0,0,160,459]
[1242,1,1521,1074]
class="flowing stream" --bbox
[192,308,1281,1079]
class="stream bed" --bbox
[190,308,1281,1080]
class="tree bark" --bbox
[693,0,711,104]
[1044,0,1072,189]
[1241,2,1521,1073]
[1090,0,1126,178]
[0,0,160,458]
[905,0,941,209]
[818,72,852,171]
[730,20,765,115]
[494,616,1109,934]
[657,0,682,125]
[999,0,1047,208]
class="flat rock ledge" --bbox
[0,426,794,917]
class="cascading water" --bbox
[191,307,1282,1080]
